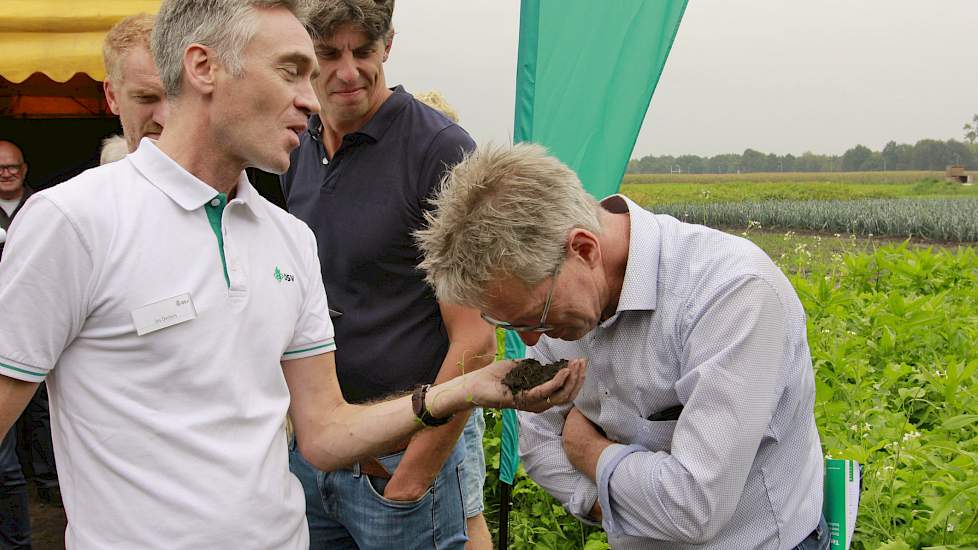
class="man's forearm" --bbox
[520,408,602,522]
[387,341,493,495]
[298,396,421,472]
[287,352,585,473]
[299,370,482,471]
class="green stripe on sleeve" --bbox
[0,362,46,379]
[283,340,336,356]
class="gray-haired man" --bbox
[417,143,829,550]
[0,3,583,548]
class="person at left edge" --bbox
[0,139,33,549]
[0,2,586,549]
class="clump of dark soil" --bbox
[502,358,569,396]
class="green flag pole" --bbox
[499,0,687,547]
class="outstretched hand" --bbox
[467,358,587,413]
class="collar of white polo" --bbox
[129,138,265,219]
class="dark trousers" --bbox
[15,384,58,491]
[0,426,31,549]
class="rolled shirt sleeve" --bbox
[518,345,601,523]
[0,195,94,381]
[594,276,787,543]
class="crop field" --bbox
[623,171,943,186]
[656,198,978,242]
[622,177,978,208]
[620,172,978,243]
[483,173,978,549]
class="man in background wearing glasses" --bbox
[416,143,829,550]
[0,141,31,245]
[0,138,33,550]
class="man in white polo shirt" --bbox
[0,1,585,549]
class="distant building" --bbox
[945,165,974,184]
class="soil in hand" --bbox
[502,358,569,396]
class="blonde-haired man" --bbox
[417,143,829,550]
[102,13,166,153]
[0,2,583,548]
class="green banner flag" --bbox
[499,0,688,490]
[514,0,688,198]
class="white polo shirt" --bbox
[0,140,335,549]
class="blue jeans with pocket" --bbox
[289,437,467,550]
[0,426,31,550]
[793,514,830,550]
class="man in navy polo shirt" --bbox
[280,1,495,548]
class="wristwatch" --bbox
[411,384,452,427]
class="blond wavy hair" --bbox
[416,143,601,308]
[414,90,459,123]
[99,135,129,165]
[102,14,155,85]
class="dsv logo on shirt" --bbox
[273,266,295,283]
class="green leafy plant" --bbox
[483,242,978,549]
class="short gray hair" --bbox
[307,0,394,44]
[416,143,602,308]
[152,0,312,98]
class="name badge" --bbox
[131,293,197,336]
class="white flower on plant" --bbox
[934,370,945,378]
[902,430,921,442]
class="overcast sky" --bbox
[386,0,978,158]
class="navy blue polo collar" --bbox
[307,85,413,144]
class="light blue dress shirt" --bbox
[519,195,823,549]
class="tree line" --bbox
[628,138,978,174]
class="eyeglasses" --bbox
[481,261,561,333]
[0,164,23,176]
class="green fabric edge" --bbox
[204,193,229,288]
[513,0,540,144]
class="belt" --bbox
[341,438,411,480]
[351,458,392,480]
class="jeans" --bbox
[459,410,486,518]
[0,426,31,549]
[793,514,829,550]
[290,438,467,550]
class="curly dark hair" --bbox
[308,0,394,44]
